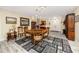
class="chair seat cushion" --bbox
[26,34,31,36]
[34,36,42,41]
[44,33,48,36]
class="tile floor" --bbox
[0,40,28,53]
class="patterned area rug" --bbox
[15,36,72,53]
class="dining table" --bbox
[25,29,48,44]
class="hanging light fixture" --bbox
[35,6,47,23]
[34,6,47,29]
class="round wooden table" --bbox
[25,29,48,44]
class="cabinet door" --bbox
[67,14,75,41]
[68,32,75,41]
[68,15,75,32]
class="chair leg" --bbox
[18,34,20,37]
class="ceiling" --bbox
[0,6,77,18]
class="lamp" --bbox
[9,24,16,32]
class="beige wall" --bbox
[74,8,79,42]
[47,17,64,33]
[0,9,65,41]
[75,22,79,42]
[0,9,32,41]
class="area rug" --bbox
[15,36,73,53]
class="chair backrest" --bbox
[34,33,43,41]
[24,26,28,33]
[18,27,24,33]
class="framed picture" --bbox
[20,17,29,26]
[6,16,17,24]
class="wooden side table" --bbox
[7,31,17,42]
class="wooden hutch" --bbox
[64,13,75,41]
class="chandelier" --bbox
[34,6,47,29]
[35,6,47,24]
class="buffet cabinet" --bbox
[64,13,75,41]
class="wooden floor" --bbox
[0,40,28,53]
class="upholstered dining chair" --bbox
[18,26,24,37]
[24,26,31,38]
[33,33,43,44]
[43,27,49,38]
